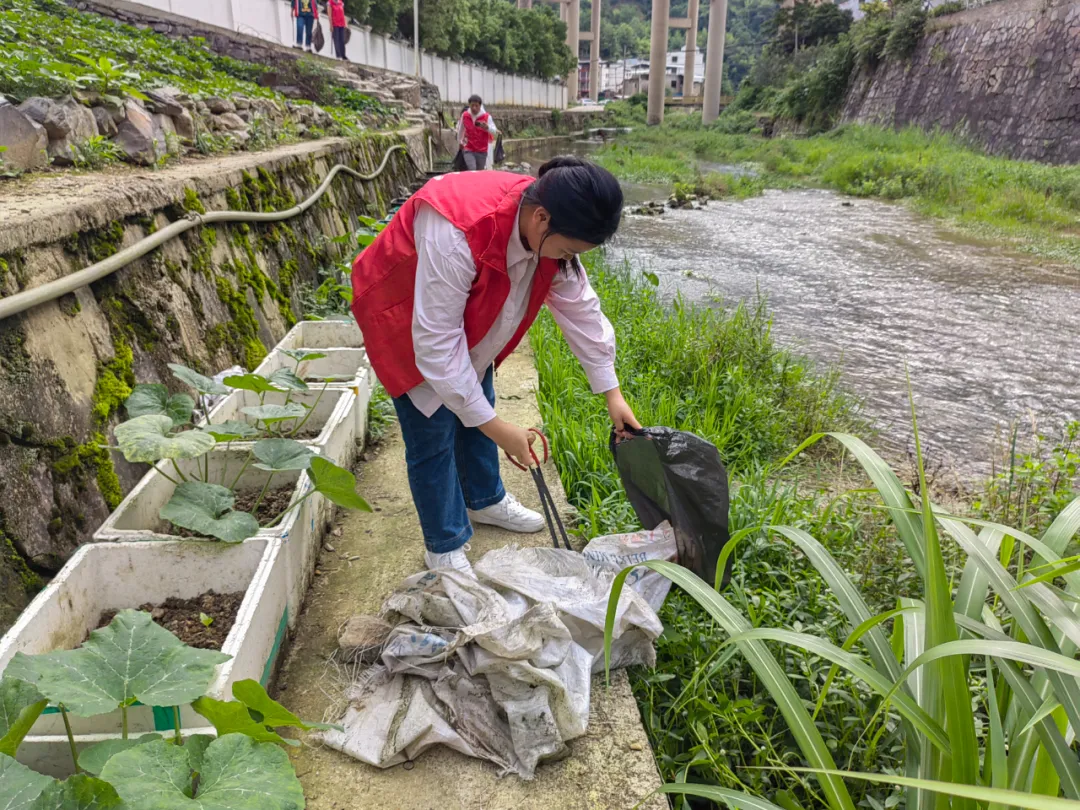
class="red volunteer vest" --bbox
[461,111,492,153]
[350,171,559,398]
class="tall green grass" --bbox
[593,124,1080,267]
[531,253,861,538]
[533,251,1080,808]
[531,254,918,806]
[604,428,1080,810]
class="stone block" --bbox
[91,106,118,138]
[214,112,248,132]
[206,96,236,114]
[147,88,185,117]
[172,108,196,141]
[0,100,49,172]
[43,100,98,166]
[114,99,158,165]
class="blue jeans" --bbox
[295,14,314,46]
[393,366,505,553]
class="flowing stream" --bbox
[516,139,1080,476]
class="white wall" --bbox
[143,0,566,108]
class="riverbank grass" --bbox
[531,254,861,537]
[531,255,916,806]
[532,252,1080,807]
[596,120,1080,267]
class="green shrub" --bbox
[710,108,760,134]
[851,13,892,68]
[773,36,856,130]
[883,2,928,60]
[70,135,124,169]
[929,0,965,16]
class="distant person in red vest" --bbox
[350,157,639,576]
[292,0,318,52]
[329,0,348,60]
[456,95,496,171]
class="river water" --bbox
[515,141,1080,475]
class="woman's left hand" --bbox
[605,388,641,441]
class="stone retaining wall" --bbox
[0,130,424,631]
[842,0,1080,164]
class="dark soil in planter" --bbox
[97,591,244,649]
[234,483,297,524]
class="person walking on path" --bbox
[329,0,348,60]
[292,0,318,52]
[456,95,497,171]
[350,157,640,576]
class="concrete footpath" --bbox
[276,346,667,810]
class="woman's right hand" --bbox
[480,417,537,468]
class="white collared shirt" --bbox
[407,201,618,426]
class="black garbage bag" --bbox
[611,427,732,588]
[493,134,506,165]
[452,148,467,172]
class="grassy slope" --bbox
[0,0,397,137]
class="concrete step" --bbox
[277,348,666,810]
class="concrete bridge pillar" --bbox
[589,0,602,101]
[684,0,699,99]
[701,0,727,123]
[646,0,669,125]
[566,0,581,101]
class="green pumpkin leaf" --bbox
[231,679,339,732]
[0,753,52,810]
[168,363,229,396]
[281,349,327,363]
[190,697,290,745]
[200,421,259,442]
[309,456,371,511]
[30,773,126,809]
[183,734,214,774]
[102,733,305,810]
[6,610,229,717]
[0,677,48,758]
[252,440,313,472]
[125,384,195,427]
[223,374,284,395]
[77,733,162,776]
[160,482,260,543]
[241,404,307,426]
[114,415,215,464]
[267,368,308,392]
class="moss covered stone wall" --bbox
[0,130,424,631]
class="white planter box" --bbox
[255,347,368,389]
[204,387,358,467]
[94,449,320,628]
[0,538,288,778]
[276,319,363,350]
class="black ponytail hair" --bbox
[522,156,623,249]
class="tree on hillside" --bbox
[347,0,574,79]
[764,0,852,52]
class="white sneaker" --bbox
[468,493,545,534]
[425,544,474,576]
